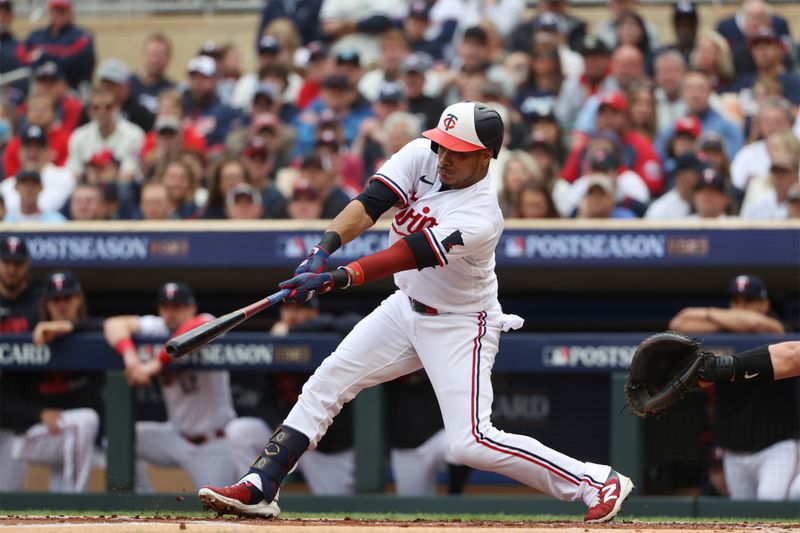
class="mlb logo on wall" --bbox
[543,346,570,367]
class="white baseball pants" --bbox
[723,439,800,500]
[283,291,610,505]
[226,416,355,495]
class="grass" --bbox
[4,511,800,523]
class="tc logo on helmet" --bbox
[442,113,458,131]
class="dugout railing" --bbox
[2,331,800,517]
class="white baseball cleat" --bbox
[198,481,281,518]
[583,470,634,523]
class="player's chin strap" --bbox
[248,425,310,503]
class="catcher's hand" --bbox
[625,331,714,418]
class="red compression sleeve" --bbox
[114,338,135,357]
[347,239,417,286]
[156,315,211,365]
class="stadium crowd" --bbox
[0,0,799,223]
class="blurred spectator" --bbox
[94,58,155,132]
[498,150,542,217]
[645,153,702,219]
[314,119,364,196]
[741,154,800,220]
[29,61,83,134]
[256,0,322,46]
[739,130,800,215]
[525,131,561,184]
[159,159,199,219]
[130,32,175,115]
[295,41,333,111]
[0,236,40,334]
[698,132,731,181]
[0,195,5,220]
[733,28,800,110]
[67,183,106,221]
[79,148,138,220]
[294,73,373,156]
[0,268,101,494]
[518,180,560,219]
[202,156,252,219]
[286,178,323,220]
[213,42,244,107]
[297,150,350,218]
[661,115,701,189]
[332,49,364,93]
[595,0,660,52]
[626,80,657,140]
[575,174,636,219]
[689,32,735,93]
[1,125,75,215]
[653,50,688,131]
[656,71,743,161]
[788,183,800,218]
[569,35,614,100]
[730,96,794,191]
[181,55,242,149]
[137,181,174,221]
[399,54,444,130]
[354,109,420,182]
[318,0,403,67]
[509,0,587,54]
[615,12,654,73]
[690,168,733,219]
[669,274,796,501]
[4,169,66,223]
[564,91,663,195]
[529,13,584,79]
[358,29,411,102]
[403,1,446,61]
[66,85,145,182]
[224,182,264,220]
[242,138,288,219]
[102,282,238,492]
[445,26,514,102]
[3,92,69,177]
[665,1,699,63]
[17,0,95,90]
[231,36,302,113]
[716,0,792,78]
[0,0,27,98]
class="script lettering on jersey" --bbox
[392,205,438,235]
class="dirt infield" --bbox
[1,516,798,533]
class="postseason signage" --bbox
[6,227,798,268]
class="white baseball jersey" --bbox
[373,138,504,314]
[137,315,236,436]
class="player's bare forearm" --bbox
[326,200,376,245]
[708,308,785,334]
[668,315,720,333]
[770,341,800,380]
[103,316,140,346]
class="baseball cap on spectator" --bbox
[318,109,339,126]
[187,55,216,77]
[533,12,561,33]
[300,153,324,170]
[227,183,262,206]
[20,125,47,146]
[584,174,614,195]
[749,26,781,46]
[673,116,701,139]
[674,153,704,172]
[291,179,319,200]
[244,138,270,159]
[98,58,130,85]
[673,0,697,19]
[699,132,725,152]
[44,271,82,298]
[598,92,627,113]
[307,41,328,61]
[250,112,280,134]
[378,81,405,103]
[399,53,430,75]
[16,169,42,184]
[0,236,29,261]
[316,129,339,149]
[35,61,64,80]
[258,35,281,55]
[48,0,71,8]
[526,131,556,155]
[158,282,196,306]
[154,115,181,134]
[728,274,768,300]
[463,26,489,45]
[88,148,119,168]
[335,49,360,67]
[253,82,276,102]
[694,167,726,192]
[408,0,431,20]
[322,73,350,89]
[588,149,618,172]
[527,104,558,124]
[580,35,610,56]
[199,40,222,59]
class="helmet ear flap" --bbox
[429,140,440,156]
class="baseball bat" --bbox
[165,288,291,359]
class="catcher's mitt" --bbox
[625,332,708,418]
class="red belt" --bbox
[182,429,225,445]
[409,297,439,315]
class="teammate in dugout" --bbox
[199,101,635,523]
[103,282,238,492]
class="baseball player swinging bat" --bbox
[165,288,291,358]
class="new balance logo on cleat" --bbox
[584,471,634,524]
[601,484,618,503]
